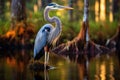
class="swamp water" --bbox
[0,49,120,80]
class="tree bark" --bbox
[11,0,26,21]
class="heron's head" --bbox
[47,2,73,10]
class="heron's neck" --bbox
[44,7,62,31]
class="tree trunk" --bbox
[68,0,73,21]
[52,0,109,60]
[11,0,26,21]
[10,0,27,48]
[109,0,113,22]
[0,0,5,19]
[95,0,99,22]
[11,0,26,29]
[41,0,52,9]
[100,0,106,21]
[113,0,120,20]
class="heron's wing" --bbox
[34,31,47,58]
[48,28,61,45]
[34,24,53,59]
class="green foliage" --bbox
[29,10,57,32]
[0,8,118,43]
[28,11,45,31]
[61,20,80,42]
[0,0,119,44]
[0,19,10,34]
[89,20,118,40]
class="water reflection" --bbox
[109,60,115,80]
[0,49,32,80]
[60,52,120,80]
[100,61,106,80]
[33,70,49,80]
[93,55,119,80]
[62,54,89,80]
[34,73,44,80]
[0,49,120,80]
[94,60,100,80]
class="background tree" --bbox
[0,0,6,19]
[113,0,120,20]
[109,0,113,22]
[52,0,109,59]
[41,0,52,9]
[11,0,26,28]
[95,0,99,22]
[100,0,106,21]
[9,0,34,48]
[68,0,73,21]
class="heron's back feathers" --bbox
[34,24,53,59]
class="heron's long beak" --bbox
[58,5,73,10]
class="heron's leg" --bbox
[44,68,49,80]
[44,46,49,69]
[46,52,49,64]
[44,51,47,69]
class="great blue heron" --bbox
[34,2,73,65]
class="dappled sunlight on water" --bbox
[109,60,115,80]
[100,61,106,80]
[0,49,120,80]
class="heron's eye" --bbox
[53,5,56,7]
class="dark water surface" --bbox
[0,49,120,80]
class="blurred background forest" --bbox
[0,0,120,49]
